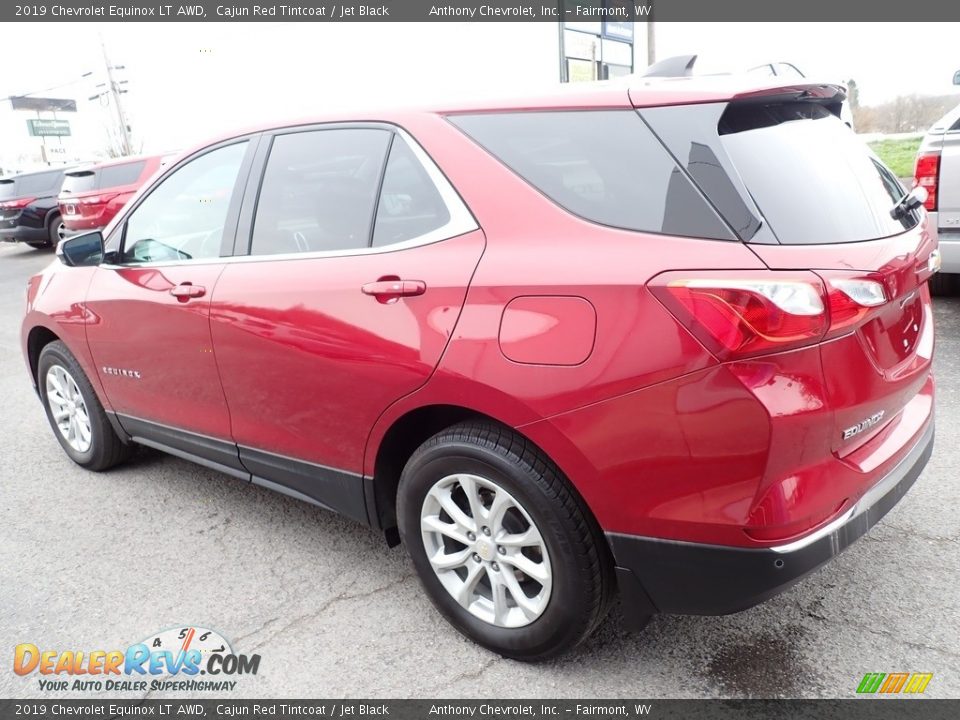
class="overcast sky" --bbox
[2,22,959,161]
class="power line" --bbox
[3,75,91,100]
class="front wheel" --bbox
[398,422,615,660]
[37,341,131,471]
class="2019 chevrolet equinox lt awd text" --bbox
[22,77,937,660]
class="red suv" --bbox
[22,77,937,660]
[58,154,168,234]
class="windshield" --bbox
[642,101,918,245]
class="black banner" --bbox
[6,0,960,23]
[1,700,958,720]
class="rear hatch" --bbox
[59,159,147,227]
[636,85,936,460]
[917,104,960,232]
[1,170,64,225]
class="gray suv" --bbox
[916,103,960,293]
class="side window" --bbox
[250,129,391,256]
[122,142,247,264]
[19,170,64,195]
[449,110,735,240]
[372,138,450,247]
[100,161,146,187]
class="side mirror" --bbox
[56,231,104,267]
[954,70,960,86]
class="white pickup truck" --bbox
[916,103,960,293]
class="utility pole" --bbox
[99,36,132,156]
[646,21,656,65]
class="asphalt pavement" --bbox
[1,240,957,699]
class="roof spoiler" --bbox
[731,83,847,104]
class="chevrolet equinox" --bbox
[22,77,937,660]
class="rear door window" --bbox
[250,128,391,256]
[4,170,64,198]
[372,137,451,247]
[449,110,735,241]
[100,161,146,188]
[643,101,919,244]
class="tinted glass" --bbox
[122,142,247,264]
[372,138,450,247]
[100,161,146,188]
[2,170,64,198]
[718,104,915,244]
[251,128,391,255]
[61,171,98,195]
[450,111,734,240]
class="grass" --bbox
[868,137,922,178]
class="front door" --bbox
[84,140,254,466]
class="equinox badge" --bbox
[843,411,885,440]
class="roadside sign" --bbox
[27,119,71,137]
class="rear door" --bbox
[210,124,482,519]
[639,92,936,457]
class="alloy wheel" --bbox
[420,473,552,628]
[45,365,92,453]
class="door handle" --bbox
[170,283,206,301]
[361,278,426,304]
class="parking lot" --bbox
[1,239,957,699]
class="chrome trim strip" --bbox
[770,421,932,554]
[100,128,478,270]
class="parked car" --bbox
[0,167,72,249]
[22,75,936,660]
[58,154,169,234]
[915,103,960,294]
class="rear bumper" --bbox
[609,419,934,618]
[0,225,48,243]
[934,227,960,273]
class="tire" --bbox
[929,273,958,296]
[398,421,616,661]
[27,242,50,250]
[45,213,65,248]
[37,341,131,471]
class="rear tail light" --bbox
[0,197,36,210]
[650,271,888,360]
[913,151,940,211]
[79,192,119,205]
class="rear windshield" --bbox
[62,171,98,194]
[62,160,146,195]
[449,111,735,241]
[642,101,918,245]
[0,170,63,199]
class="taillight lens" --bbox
[651,271,888,360]
[0,196,36,210]
[80,192,119,205]
[914,152,940,211]
[826,276,887,334]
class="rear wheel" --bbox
[45,213,65,248]
[398,422,616,660]
[37,341,131,471]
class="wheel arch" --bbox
[26,325,61,387]
[367,401,599,546]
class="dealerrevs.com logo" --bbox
[13,626,260,692]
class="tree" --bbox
[846,78,860,109]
